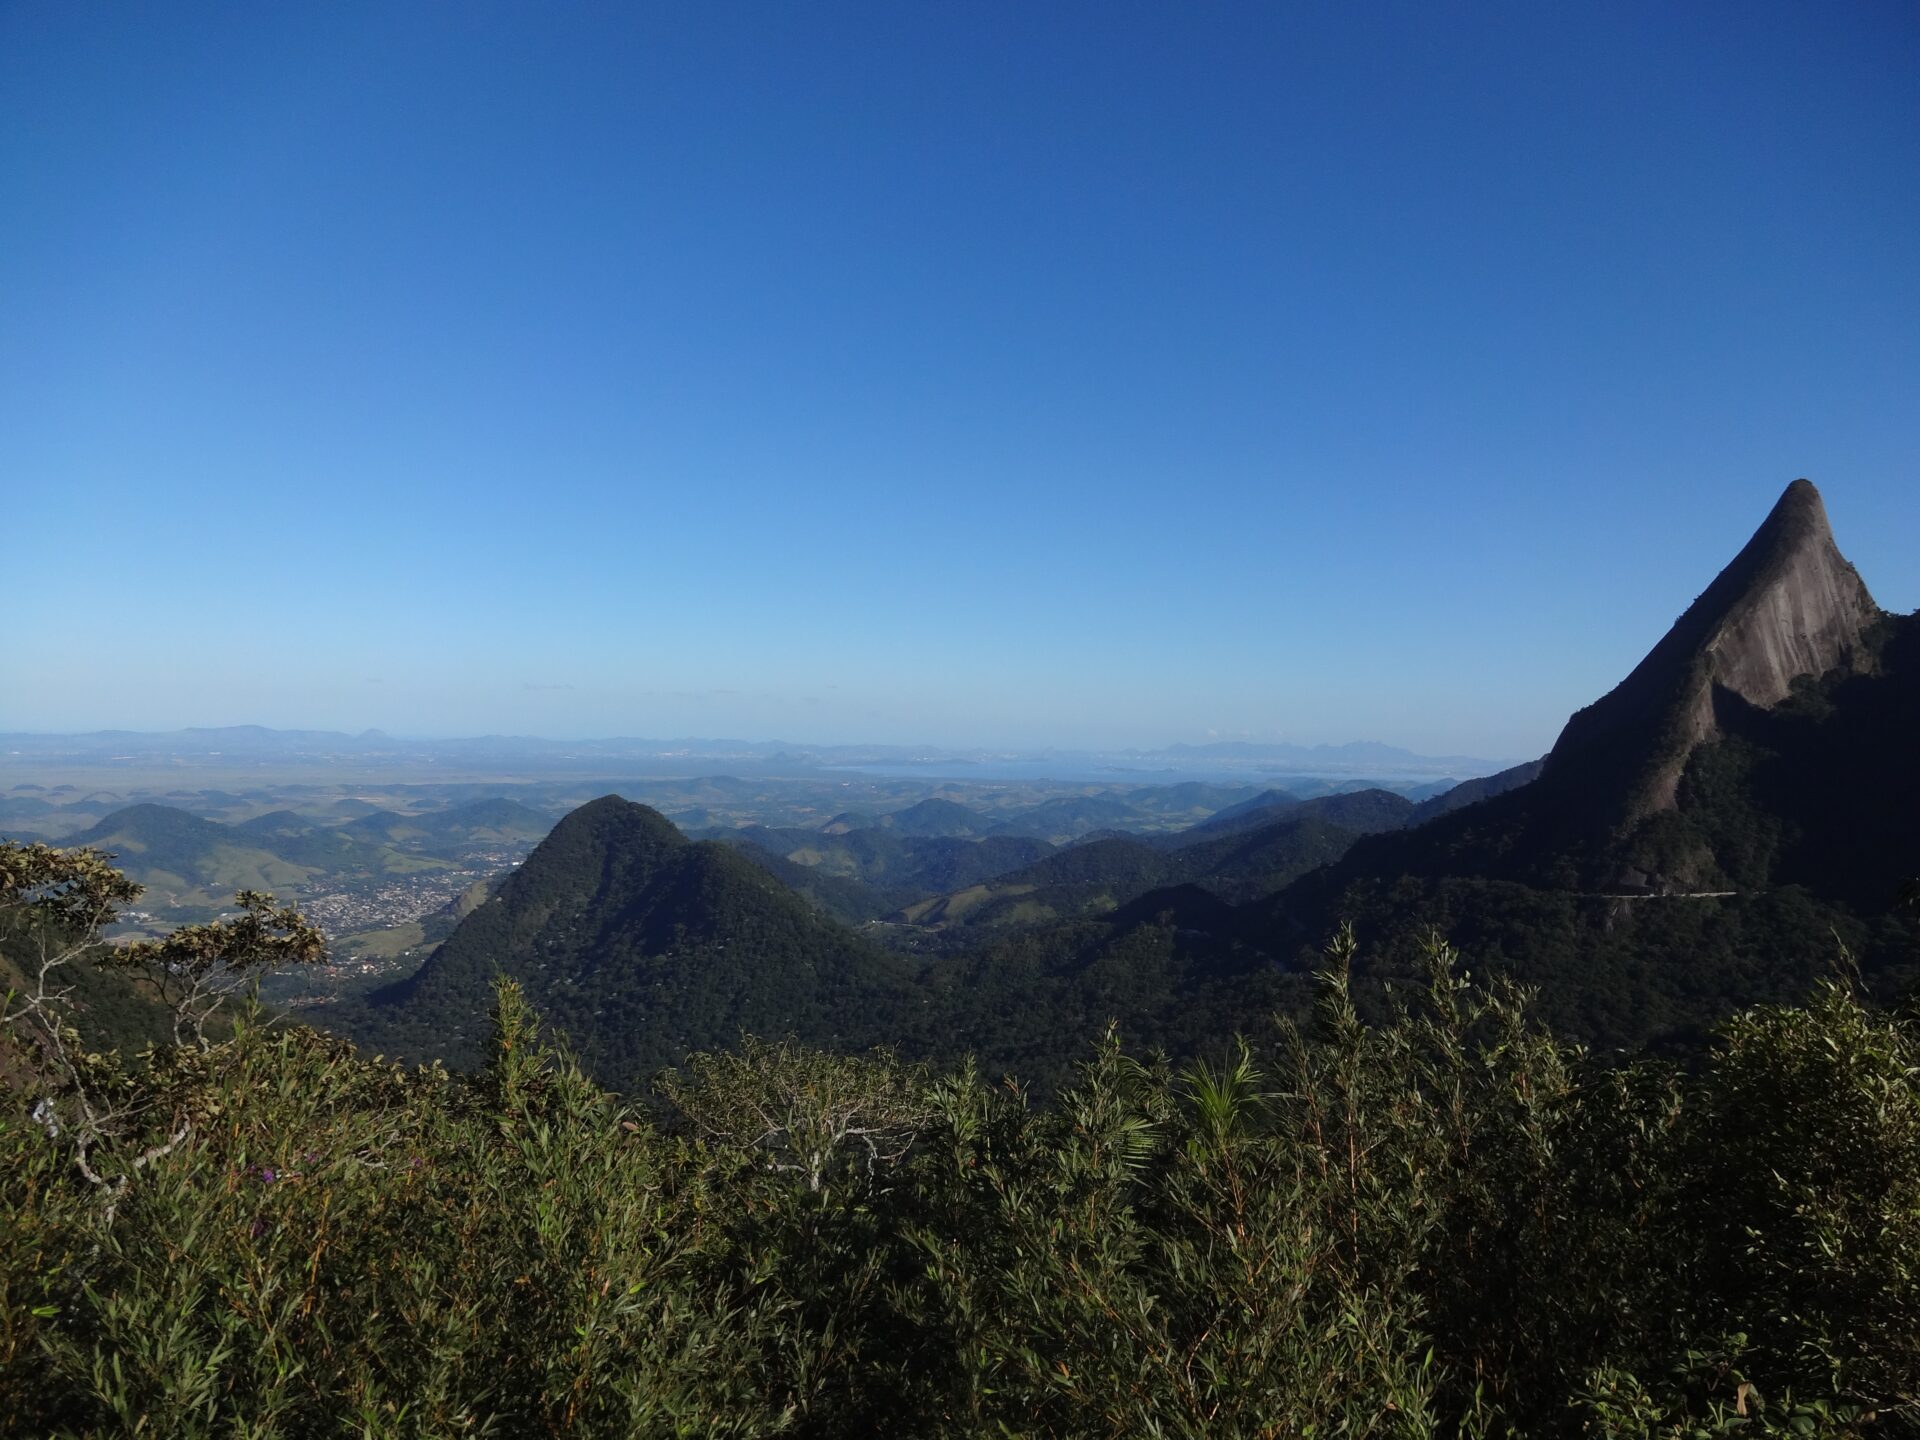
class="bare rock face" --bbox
[1545,479,1879,822]
[1291,479,1900,902]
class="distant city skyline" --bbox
[5,4,1915,757]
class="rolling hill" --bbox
[340,798,553,851]
[717,823,1053,899]
[68,803,454,916]
[872,796,994,838]
[894,812,1365,933]
[1404,759,1545,825]
[1175,787,1415,844]
[75,805,317,904]
[348,797,921,1087]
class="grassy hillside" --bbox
[77,805,318,909]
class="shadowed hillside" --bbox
[350,797,920,1087]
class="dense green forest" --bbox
[345,798,921,1084]
[329,772,1919,1097]
[6,884,1918,1435]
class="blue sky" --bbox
[4,2,1915,759]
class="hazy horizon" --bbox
[0,716,1520,762]
[0,722,1521,776]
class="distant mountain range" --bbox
[1,726,1513,784]
[331,479,1917,1089]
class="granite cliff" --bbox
[1544,478,1879,832]
[1276,479,1898,897]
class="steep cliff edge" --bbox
[1544,478,1878,827]
[1238,480,1916,1048]
[1271,479,1898,898]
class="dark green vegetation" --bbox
[1404,758,1545,825]
[691,788,1419,936]
[290,487,1919,1100]
[892,812,1365,933]
[8,900,1919,1434]
[342,794,1376,1094]
[0,772,1412,969]
[716,823,1056,917]
[1178,784,1416,841]
[346,799,919,1084]
[329,479,1920,1091]
[329,583,1918,1092]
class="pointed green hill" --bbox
[351,796,919,1088]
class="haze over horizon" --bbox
[5,4,1915,756]
[0,722,1519,771]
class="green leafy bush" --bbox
[6,881,1919,1434]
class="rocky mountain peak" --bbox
[1546,478,1879,820]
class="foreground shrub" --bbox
[3,933,1917,1436]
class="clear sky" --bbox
[4,2,1915,759]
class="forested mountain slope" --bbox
[348,797,919,1087]
[895,813,1364,933]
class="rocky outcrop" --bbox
[1277,478,1898,903]
[1545,479,1878,821]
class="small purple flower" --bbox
[251,1217,268,1239]
[259,1167,277,1184]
